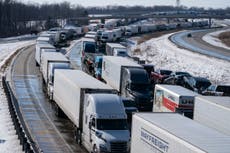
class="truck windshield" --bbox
[83,42,96,53]
[130,83,150,92]
[97,119,128,130]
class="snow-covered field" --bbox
[133,33,230,84]
[202,28,230,50]
[0,40,35,153]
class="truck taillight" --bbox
[82,51,85,57]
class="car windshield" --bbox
[83,42,96,53]
[97,119,128,130]
[117,51,127,57]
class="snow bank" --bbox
[0,40,35,153]
[202,28,230,50]
[0,84,23,153]
[0,40,35,72]
[133,33,230,84]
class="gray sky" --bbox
[24,0,229,9]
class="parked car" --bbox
[202,85,230,96]
[151,69,172,83]
[183,76,211,93]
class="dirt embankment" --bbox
[219,31,230,47]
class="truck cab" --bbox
[82,94,130,153]
[121,67,152,111]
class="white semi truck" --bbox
[53,70,130,153]
[153,84,198,119]
[35,42,56,66]
[131,113,230,153]
[194,96,230,135]
[102,56,152,111]
[40,52,70,99]
[106,43,128,57]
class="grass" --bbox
[218,31,230,47]
[137,29,180,44]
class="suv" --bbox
[202,85,230,96]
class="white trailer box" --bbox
[131,113,230,153]
[194,96,230,135]
[102,56,141,91]
[153,84,198,118]
[35,42,55,66]
[106,43,127,56]
[53,70,115,127]
[41,52,70,84]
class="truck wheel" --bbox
[92,145,99,153]
[36,61,39,67]
[75,129,82,145]
[54,104,64,117]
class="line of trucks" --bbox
[35,32,230,153]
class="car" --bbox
[170,71,192,77]
[151,69,172,83]
[183,76,211,93]
[202,85,230,96]
[187,33,192,37]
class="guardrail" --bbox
[2,76,41,153]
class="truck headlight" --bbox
[96,131,107,143]
[99,144,107,152]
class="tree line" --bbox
[0,0,230,38]
[0,0,88,37]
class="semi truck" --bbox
[53,70,130,153]
[106,43,128,57]
[102,56,152,111]
[131,113,230,153]
[153,84,198,119]
[194,96,230,135]
[40,52,70,100]
[35,42,56,66]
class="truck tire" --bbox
[75,128,82,145]
[36,61,39,67]
[54,104,64,117]
[92,145,99,153]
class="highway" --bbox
[170,29,230,61]
[8,45,87,153]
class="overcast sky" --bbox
[24,0,229,9]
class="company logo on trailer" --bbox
[141,128,169,153]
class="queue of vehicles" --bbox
[34,21,230,153]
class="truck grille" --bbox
[110,141,127,153]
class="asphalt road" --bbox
[170,28,230,61]
[9,45,87,153]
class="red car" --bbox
[151,69,172,83]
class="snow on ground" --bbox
[0,40,35,71]
[132,33,230,84]
[202,28,230,50]
[0,40,35,153]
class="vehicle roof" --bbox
[36,42,55,48]
[135,113,230,152]
[81,37,95,42]
[196,96,230,109]
[56,70,113,90]
[107,43,126,49]
[42,52,69,62]
[103,56,141,68]
[194,77,210,82]
[37,36,50,41]
[155,84,198,97]
[89,94,126,118]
